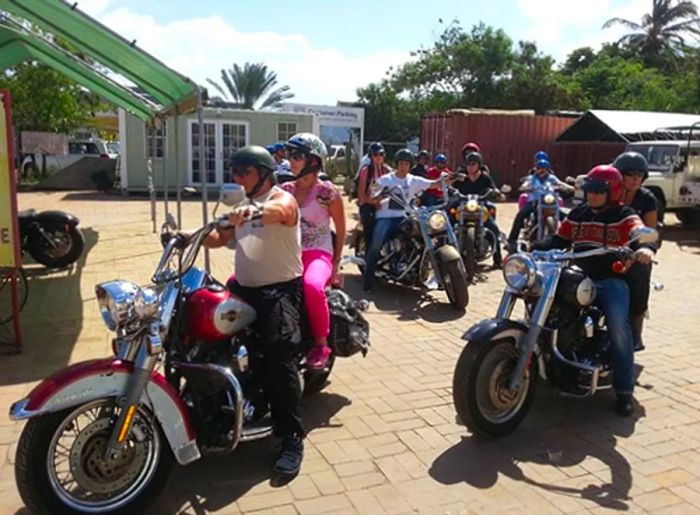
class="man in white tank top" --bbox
[202,145,305,477]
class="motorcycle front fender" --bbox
[434,244,461,263]
[462,318,529,343]
[35,210,80,227]
[9,358,200,466]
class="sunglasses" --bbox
[289,151,307,161]
[467,162,479,167]
[232,167,252,178]
[623,170,645,177]
[586,188,608,195]
[371,152,385,157]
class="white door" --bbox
[189,120,249,185]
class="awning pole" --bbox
[147,156,156,233]
[197,87,210,271]
[174,110,182,228]
[160,117,169,221]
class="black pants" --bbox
[625,262,652,317]
[359,204,376,251]
[228,277,305,439]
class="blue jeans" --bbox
[363,217,403,291]
[595,279,635,396]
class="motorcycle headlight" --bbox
[503,254,537,290]
[96,280,140,331]
[428,211,448,232]
[466,200,479,212]
[543,193,556,205]
[134,287,160,320]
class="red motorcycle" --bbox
[9,184,369,514]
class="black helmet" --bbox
[230,145,276,197]
[417,149,430,159]
[613,151,649,180]
[394,148,415,165]
[465,151,483,166]
[368,142,385,155]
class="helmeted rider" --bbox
[356,142,392,250]
[411,149,430,178]
[507,158,573,253]
[533,165,656,417]
[363,148,453,293]
[422,153,452,206]
[614,151,658,351]
[270,142,294,183]
[282,133,346,370]
[199,145,306,476]
[458,142,491,175]
[451,151,503,267]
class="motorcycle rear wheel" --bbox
[28,225,84,268]
[453,339,536,437]
[15,399,173,514]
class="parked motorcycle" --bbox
[447,188,501,281]
[451,227,658,437]
[9,184,370,514]
[19,208,84,268]
[515,183,567,252]
[350,184,469,310]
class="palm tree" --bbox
[207,62,294,110]
[603,0,700,68]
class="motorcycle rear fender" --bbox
[35,210,80,227]
[9,359,200,465]
[435,244,461,263]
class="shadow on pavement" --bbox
[0,227,99,386]
[149,392,351,515]
[430,387,645,511]
[343,274,466,323]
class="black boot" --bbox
[631,315,645,351]
[615,394,634,417]
[273,434,304,477]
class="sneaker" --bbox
[273,435,304,477]
[306,345,332,370]
[614,394,634,417]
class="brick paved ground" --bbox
[1,190,699,514]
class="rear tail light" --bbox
[100,153,110,159]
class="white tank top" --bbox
[234,186,303,287]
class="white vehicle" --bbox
[21,138,113,179]
[572,138,700,225]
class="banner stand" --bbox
[0,89,23,354]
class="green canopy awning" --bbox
[0,0,199,119]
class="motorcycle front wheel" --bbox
[15,399,173,514]
[440,259,469,310]
[28,225,84,268]
[452,339,536,437]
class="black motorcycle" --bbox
[19,209,84,268]
[452,227,658,437]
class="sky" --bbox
[78,0,698,105]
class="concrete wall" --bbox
[121,108,314,192]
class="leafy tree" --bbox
[0,63,101,133]
[207,62,293,110]
[603,0,700,69]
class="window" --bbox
[222,123,247,183]
[146,124,167,159]
[69,142,101,155]
[277,122,297,142]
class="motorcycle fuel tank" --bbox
[186,285,257,341]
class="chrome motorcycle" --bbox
[10,184,369,514]
[350,184,469,309]
[452,227,658,437]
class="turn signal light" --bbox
[612,261,626,274]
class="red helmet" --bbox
[461,142,481,159]
[583,165,624,204]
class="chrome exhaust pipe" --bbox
[551,332,600,397]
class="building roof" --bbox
[556,109,700,143]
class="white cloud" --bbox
[75,0,408,105]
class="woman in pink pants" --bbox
[282,133,346,369]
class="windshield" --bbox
[627,144,679,171]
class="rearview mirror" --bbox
[164,212,178,231]
[501,184,512,194]
[219,183,246,207]
[565,176,576,185]
[630,226,659,245]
